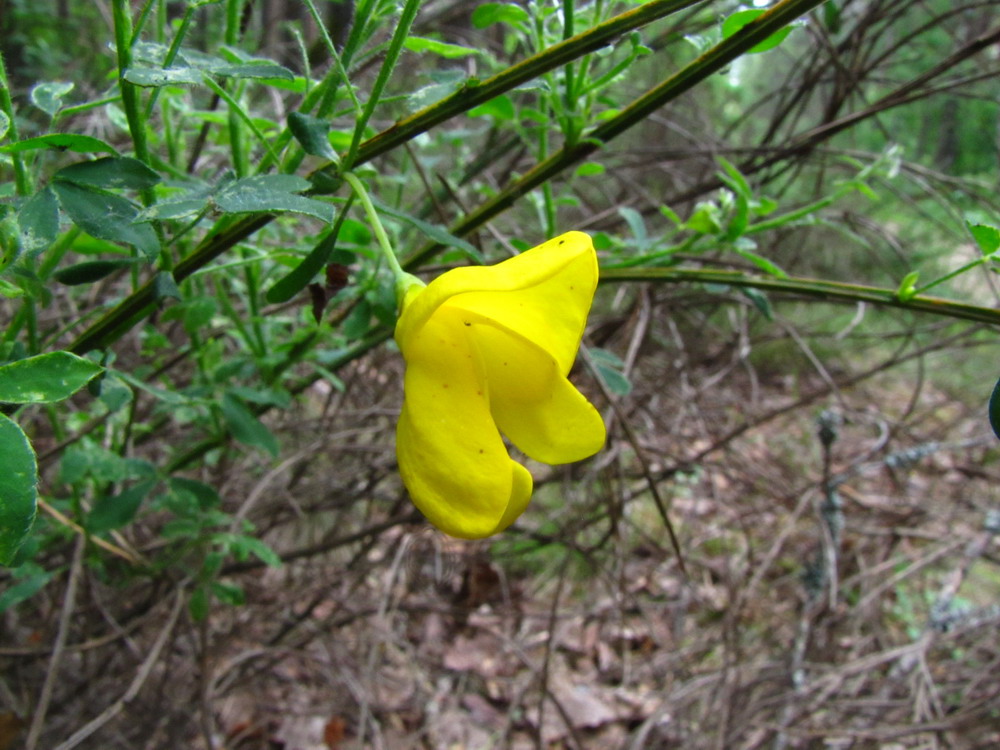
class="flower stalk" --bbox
[341,172,424,305]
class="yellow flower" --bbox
[394,231,606,539]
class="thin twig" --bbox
[581,345,687,575]
[51,587,186,750]
[37,498,143,565]
[25,535,85,750]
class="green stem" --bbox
[585,0,825,146]
[341,172,419,302]
[1,306,24,345]
[282,0,700,178]
[402,0,826,270]
[225,0,243,44]
[914,255,993,296]
[228,89,248,178]
[131,0,158,44]
[144,1,198,119]
[340,0,379,83]
[112,0,166,273]
[24,284,38,353]
[302,0,362,118]
[538,128,557,238]
[343,0,422,169]
[37,226,81,280]
[745,193,840,235]
[562,0,576,121]
[353,0,704,166]
[201,76,280,168]
[112,0,151,166]
[0,49,30,196]
[598,266,1000,326]
[58,96,122,121]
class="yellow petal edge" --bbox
[395,231,606,539]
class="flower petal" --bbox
[493,461,533,534]
[395,305,532,538]
[469,319,606,465]
[396,232,598,374]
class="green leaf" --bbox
[30,81,74,116]
[404,36,481,58]
[213,175,332,221]
[408,74,467,110]
[266,225,343,304]
[177,296,217,335]
[213,63,294,80]
[124,66,202,87]
[990,377,1000,442]
[468,95,516,121]
[732,242,787,278]
[153,271,182,301]
[684,202,722,234]
[0,351,103,404]
[0,563,53,611]
[618,206,649,250]
[0,415,38,566]
[823,0,842,33]
[131,43,295,83]
[334,218,372,248]
[0,133,118,155]
[55,157,162,191]
[341,298,373,339]
[575,163,606,177]
[724,191,750,240]
[17,187,60,255]
[138,198,207,221]
[53,259,138,285]
[371,198,481,261]
[59,445,152,486]
[210,580,245,606]
[189,586,209,621]
[595,364,631,397]
[64,450,139,487]
[0,220,19,274]
[896,270,920,301]
[721,9,795,54]
[752,196,778,216]
[590,348,631,397]
[220,393,279,457]
[740,287,773,320]
[288,112,337,160]
[113,368,189,405]
[87,479,156,533]
[228,386,291,408]
[716,156,752,199]
[0,279,24,298]
[0,110,10,140]
[471,2,529,29]
[968,222,1000,256]
[58,446,90,485]
[229,534,282,567]
[659,205,683,227]
[96,374,133,412]
[168,477,222,510]
[51,181,159,259]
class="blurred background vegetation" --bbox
[1,0,999,747]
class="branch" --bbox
[599,266,1000,326]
